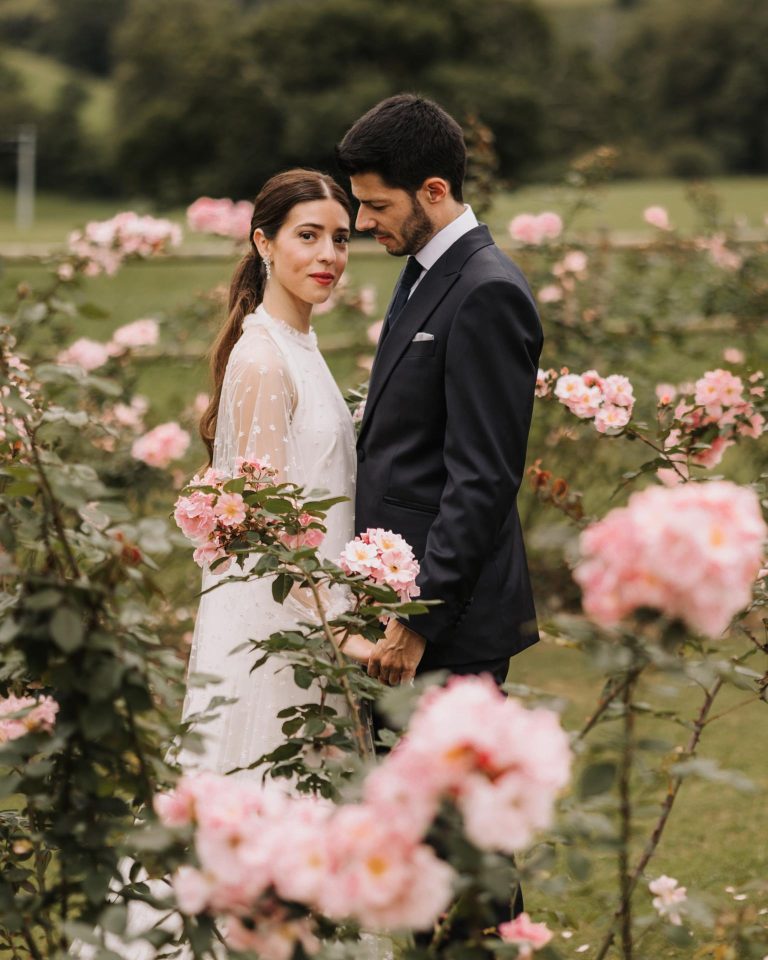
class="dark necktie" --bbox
[382,256,423,339]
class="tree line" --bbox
[1,0,767,203]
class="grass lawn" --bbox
[2,178,768,253]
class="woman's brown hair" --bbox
[199,169,352,463]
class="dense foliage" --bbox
[1,0,766,198]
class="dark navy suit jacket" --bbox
[355,224,543,670]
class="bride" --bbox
[184,167,375,777]
[79,170,383,959]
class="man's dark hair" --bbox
[336,94,466,202]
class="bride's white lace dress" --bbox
[77,306,391,958]
[180,304,357,776]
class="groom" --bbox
[337,94,542,690]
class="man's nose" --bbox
[355,207,374,232]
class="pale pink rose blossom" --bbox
[279,512,326,550]
[192,543,231,571]
[644,206,671,230]
[57,262,75,281]
[537,211,563,239]
[0,694,59,743]
[225,913,319,960]
[690,435,733,468]
[508,213,540,244]
[68,212,181,275]
[111,318,159,350]
[172,866,213,915]
[700,233,742,271]
[537,284,563,304]
[131,422,190,468]
[57,338,111,372]
[193,392,210,416]
[575,481,767,636]
[602,374,635,408]
[509,212,563,245]
[358,285,377,316]
[655,383,677,405]
[499,913,554,956]
[368,677,571,853]
[723,347,745,364]
[367,319,384,343]
[649,875,687,926]
[174,491,217,543]
[187,197,254,240]
[214,492,247,527]
[594,404,631,434]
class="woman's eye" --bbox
[299,232,315,241]
[335,236,350,245]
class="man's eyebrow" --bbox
[358,198,388,206]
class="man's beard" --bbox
[388,196,434,257]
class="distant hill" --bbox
[1,46,113,138]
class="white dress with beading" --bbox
[180,304,357,776]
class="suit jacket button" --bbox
[357,448,366,462]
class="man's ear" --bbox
[421,177,450,204]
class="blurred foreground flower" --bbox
[575,481,766,637]
[0,694,58,743]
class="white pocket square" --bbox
[412,332,434,342]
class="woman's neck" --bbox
[261,284,312,334]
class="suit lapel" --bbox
[358,225,495,442]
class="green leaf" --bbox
[293,666,315,689]
[302,495,349,512]
[255,553,279,574]
[272,573,293,603]
[223,476,246,494]
[303,716,327,737]
[282,717,304,736]
[578,761,616,799]
[263,498,293,515]
[50,606,84,652]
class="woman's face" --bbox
[256,199,351,307]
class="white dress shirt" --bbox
[409,204,479,297]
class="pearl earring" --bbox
[262,256,272,282]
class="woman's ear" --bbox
[252,227,271,260]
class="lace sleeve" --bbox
[213,326,300,481]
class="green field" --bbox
[2,178,768,255]
[1,45,114,138]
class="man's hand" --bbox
[368,619,426,685]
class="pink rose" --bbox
[499,913,553,956]
[0,693,59,743]
[644,205,671,230]
[213,492,247,527]
[575,481,767,636]
[174,491,217,543]
[110,318,159,350]
[131,422,190,468]
[172,866,213,915]
[537,284,563,304]
[57,337,111,372]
